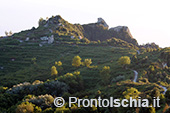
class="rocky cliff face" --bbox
[82,18,138,45]
[97,18,109,29]
[109,26,133,39]
[108,26,137,45]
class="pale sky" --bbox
[0,0,170,47]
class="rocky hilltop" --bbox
[97,18,109,29]
[13,15,84,40]
[109,26,133,39]
[12,15,138,46]
[83,18,137,45]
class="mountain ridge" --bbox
[11,15,138,46]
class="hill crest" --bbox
[12,15,138,46]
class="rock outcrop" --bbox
[97,18,109,29]
[48,35,54,44]
[12,15,138,46]
[82,19,138,45]
[109,26,133,39]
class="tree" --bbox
[38,17,44,26]
[16,102,34,113]
[9,31,13,36]
[72,56,82,67]
[81,37,90,44]
[149,65,155,72]
[5,31,8,36]
[123,87,140,99]
[55,61,58,65]
[100,66,111,85]
[16,102,42,113]
[83,59,92,67]
[148,107,156,113]
[55,61,62,66]
[55,61,63,75]
[97,40,101,44]
[31,57,36,64]
[150,87,160,98]
[57,61,62,66]
[51,66,58,76]
[118,56,131,68]
[159,93,165,105]
[73,71,80,76]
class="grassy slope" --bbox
[0,38,165,96]
[0,38,136,88]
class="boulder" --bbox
[40,36,48,41]
[25,37,30,41]
[48,35,54,44]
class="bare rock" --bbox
[25,37,30,41]
[97,18,109,29]
[40,36,48,41]
[109,26,133,38]
[48,35,54,44]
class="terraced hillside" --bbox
[1,16,170,113]
[0,37,136,88]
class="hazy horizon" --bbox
[1,0,170,48]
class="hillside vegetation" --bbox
[0,15,170,113]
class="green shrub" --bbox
[6,80,69,96]
[100,66,111,85]
[72,56,82,67]
[118,56,131,68]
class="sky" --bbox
[0,0,170,47]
